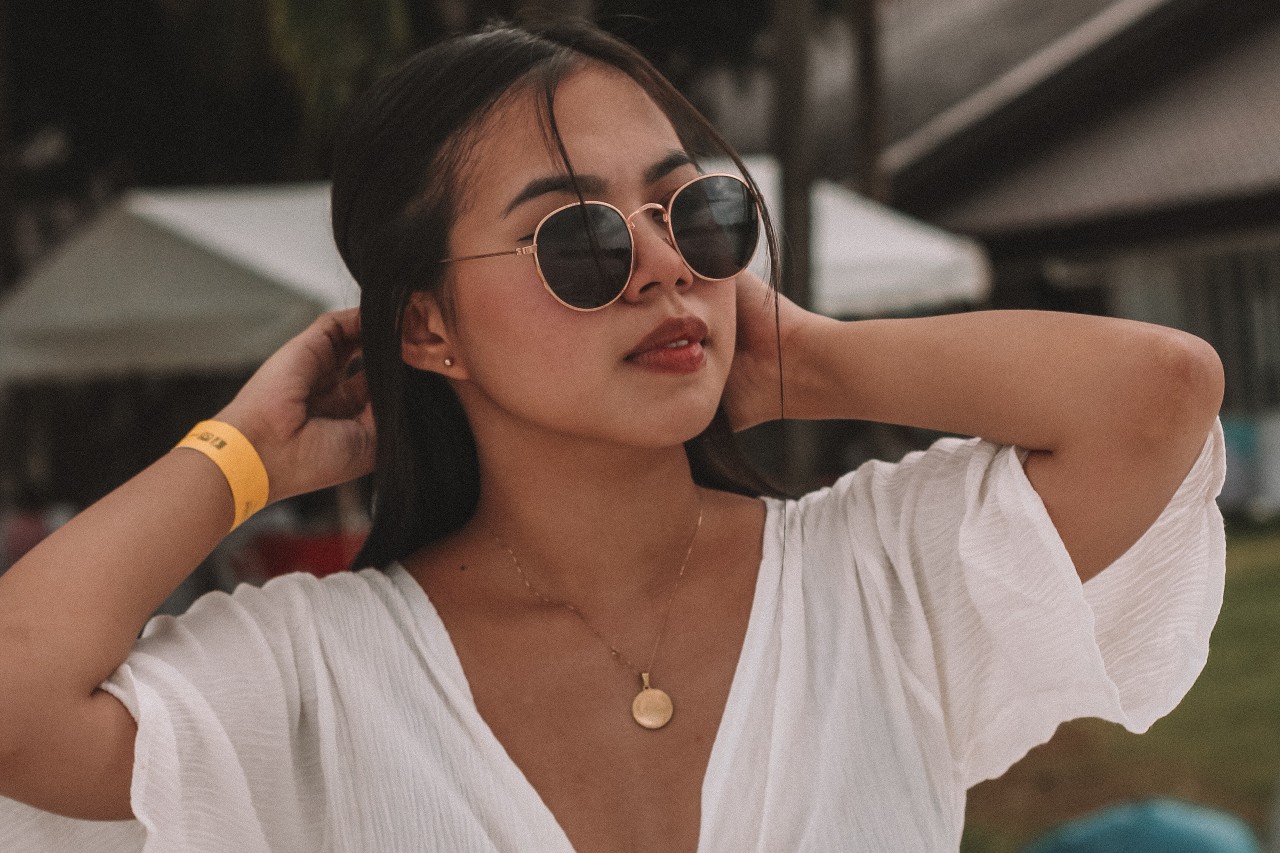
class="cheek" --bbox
[692,279,737,387]
[452,271,614,406]
[451,271,738,444]
[710,279,738,360]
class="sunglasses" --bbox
[441,172,760,311]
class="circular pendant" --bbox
[632,686,673,729]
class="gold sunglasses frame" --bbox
[440,172,759,312]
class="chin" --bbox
[613,400,722,449]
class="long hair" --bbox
[330,20,784,570]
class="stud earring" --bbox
[443,357,454,367]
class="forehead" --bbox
[460,64,686,209]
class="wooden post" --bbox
[771,0,820,489]
[0,0,15,295]
[772,0,814,314]
[849,0,886,201]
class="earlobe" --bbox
[401,292,466,377]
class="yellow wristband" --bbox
[176,420,270,530]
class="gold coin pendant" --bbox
[632,686,673,729]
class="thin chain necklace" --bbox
[487,499,703,730]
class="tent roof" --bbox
[130,183,358,312]
[729,156,990,316]
[0,184,357,384]
[0,170,987,384]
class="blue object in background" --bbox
[1022,798,1260,853]
[1219,414,1259,510]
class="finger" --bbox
[317,405,378,484]
[311,368,369,420]
[305,347,364,407]
[286,309,364,391]
[313,309,364,371]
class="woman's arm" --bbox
[727,274,1224,581]
[0,309,374,819]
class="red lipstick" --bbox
[625,316,709,374]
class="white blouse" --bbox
[0,422,1226,852]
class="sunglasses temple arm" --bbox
[441,245,535,265]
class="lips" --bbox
[624,316,709,375]
[626,316,710,359]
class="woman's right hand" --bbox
[0,308,376,823]
[214,308,376,503]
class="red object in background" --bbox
[2,510,48,568]
[250,531,369,578]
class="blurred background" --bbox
[1,0,1278,850]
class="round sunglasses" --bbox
[441,172,760,311]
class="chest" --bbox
[314,561,962,852]
[444,564,755,853]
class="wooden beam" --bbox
[886,0,1226,206]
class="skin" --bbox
[0,62,1223,853]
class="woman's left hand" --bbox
[722,270,819,431]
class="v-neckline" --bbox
[386,494,784,852]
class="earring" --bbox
[443,357,454,367]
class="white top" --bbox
[1,422,1227,852]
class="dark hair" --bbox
[331,20,784,570]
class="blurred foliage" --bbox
[597,0,774,89]
[11,0,302,186]
[264,0,416,172]
[9,0,856,190]
[6,0,853,291]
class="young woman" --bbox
[0,20,1226,853]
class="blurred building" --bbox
[698,0,1280,497]
[881,0,1280,511]
[698,0,1280,509]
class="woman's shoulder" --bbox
[147,566,409,646]
[774,432,1004,524]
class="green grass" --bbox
[960,521,1280,852]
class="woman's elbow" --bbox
[1129,328,1224,450]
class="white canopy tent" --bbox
[717,156,991,317]
[0,163,989,384]
[0,184,357,384]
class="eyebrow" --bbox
[501,149,696,218]
[645,149,697,184]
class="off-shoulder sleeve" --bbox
[0,575,323,852]
[833,419,1226,789]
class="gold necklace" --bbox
[487,501,703,730]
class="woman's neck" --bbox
[465,432,705,609]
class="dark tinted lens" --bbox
[669,175,758,280]
[535,203,632,309]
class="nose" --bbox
[620,202,693,304]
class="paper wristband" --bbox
[176,420,270,530]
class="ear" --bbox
[401,291,468,379]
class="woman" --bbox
[0,20,1226,853]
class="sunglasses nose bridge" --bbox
[624,202,668,229]
[624,201,676,250]
[618,200,693,306]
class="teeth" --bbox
[663,339,690,348]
